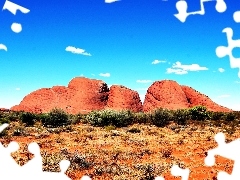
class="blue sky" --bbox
[1,0,240,110]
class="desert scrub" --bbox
[20,111,38,126]
[86,109,134,127]
[149,108,172,127]
[223,112,237,121]
[68,113,85,124]
[172,109,190,125]
[189,105,210,121]
[41,108,70,128]
[208,111,225,121]
[134,112,150,124]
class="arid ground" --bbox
[0,119,238,180]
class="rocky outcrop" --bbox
[106,85,142,112]
[142,80,190,112]
[181,85,231,112]
[143,80,232,112]
[10,77,232,114]
[11,77,109,114]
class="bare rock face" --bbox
[143,80,232,112]
[67,77,109,114]
[11,77,109,114]
[10,77,232,114]
[106,85,143,112]
[143,80,190,112]
[181,85,231,112]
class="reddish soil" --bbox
[1,121,237,180]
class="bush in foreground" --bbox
[85,109,134,127]
[149,108,172,127]
[189,106,210,121]
[41,108,69,128]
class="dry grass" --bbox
[0,120,239,179]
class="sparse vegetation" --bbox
[149,108,172,127]
[41,108,70,128]
[85,109,134,127]
[0,107,240,179]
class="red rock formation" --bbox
[11,77,109,114]
[11,77,232,114]
[181,86,231,112]
[106,85,142,112]
[143,80,232,112]
[143,80,190,112]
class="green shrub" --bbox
[172,109,190,125]
[85,109,134,127]
[150,108,172,127]
[20,112,37,126]
[189,106,210,121]
[208,111,225,121]
[0,117,10,125]
[223,112,237,121]
[41,108,69,128]
[5,112,19,121]
[134,112,150,124]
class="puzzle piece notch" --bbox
[2,0,30,33]
[155,176,165,180]
[154,164,190,180]
[171,164,190,180]
[80,175,92,180]
[216,27,240,78]
[233,11,240,23]
[174,0,227,23]
[205,132,240,180]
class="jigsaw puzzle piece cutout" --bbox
[80,175,92,180]
[20,142,43,179]
[174,0,188,22]
[174,0,227,22]
[40,160,71,180]
[2,0,30,15]
[0,123,9,132]
[205,132,240,180]
[0,141,22,178]
[171,164,190,180]
[215,0,227,13]
[216,27,240,77]
[154,176,165,180]
[233,11,240,23]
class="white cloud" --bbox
[99,73,110,77]
[0,44,7,51]
[136,80,152,83]
[151,60,166,64]
[218,94,230,98]
[166,68,188,75]
[15,88,20,91]
[218,68,225,73]
[65,46,91,56]
[166,61,208,75]
[105,0,120,3]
